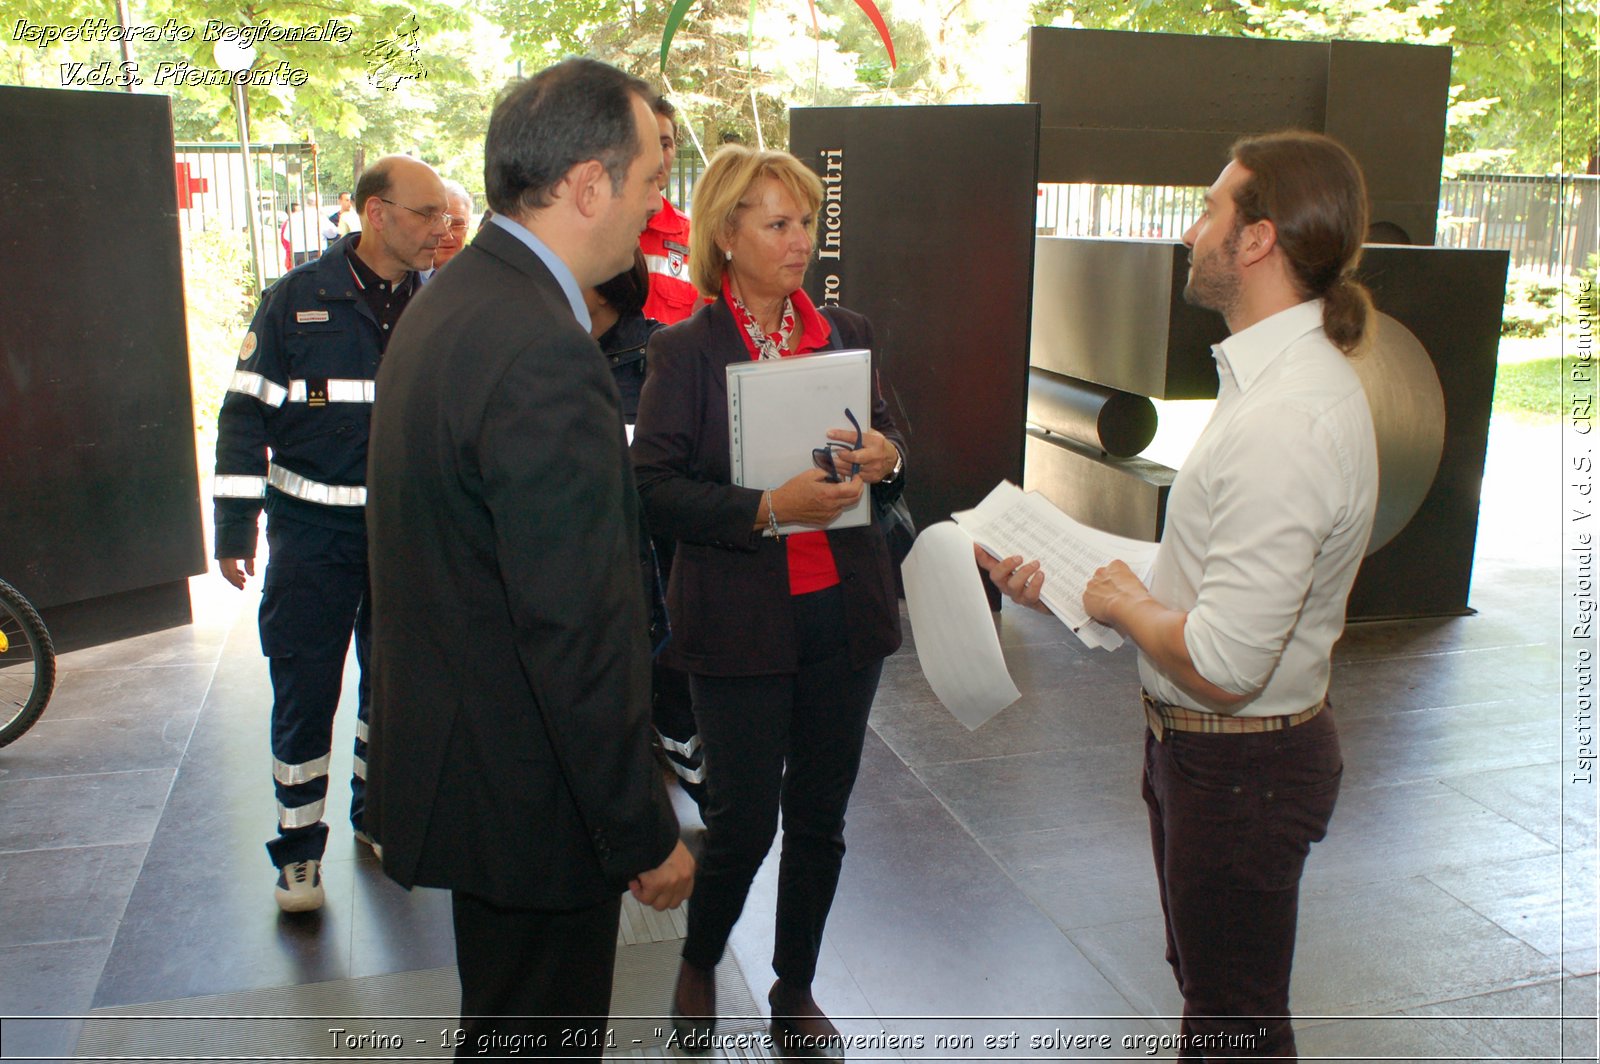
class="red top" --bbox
[722,279,842,596]
[639,195,706,325]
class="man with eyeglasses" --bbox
[426,180,475,277]
[213,153,449,914]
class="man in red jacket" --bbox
[640,95,701,325]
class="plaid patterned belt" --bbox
[1141,689,1325,742]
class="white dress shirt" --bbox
[1139,300,1379,716]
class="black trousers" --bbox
[259,513,371,868]
[650,535,705,804]
[451,890,622,1060]
[682,585,882,986]
[1142,707,1342,1062]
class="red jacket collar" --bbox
[645,194,690,239]
[721,277,832,359]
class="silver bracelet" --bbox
[766,490,780,538]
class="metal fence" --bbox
[178,143,707,294]
[1437,174,1598,275]
[1035,183,1205,242]
[1035,174,1600,277]
[173,142,321,292]
[176,145,1597,284]
[664,153,704,217]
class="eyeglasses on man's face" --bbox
[378,196,454,230]
[811,408,863,483]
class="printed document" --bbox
[901,481,1161,729]
[954,481,1160,651]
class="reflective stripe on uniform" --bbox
[273,752,331,786]
[657,731,701,759]
[228,370,289,407]
[267,463,367,507]
[669,759,706,785]
[287,378,376,404]
[356,719,370,743]
[213,474,268,499]
[352,755,367,781]
[279,797,326,829]
[643,253,676,277]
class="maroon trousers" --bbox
[1142,708,1342,1062]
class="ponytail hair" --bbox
[1230,132,1373,353]
[1321,274,1375,353]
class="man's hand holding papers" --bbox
[954,481,1159,651]
[898,482,1159,730]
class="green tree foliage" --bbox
[482,0,797,149]
[1438,0,1596,172]
[3,0,479,190]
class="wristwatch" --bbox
[882,445,903,484]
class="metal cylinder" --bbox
[1027,368,1158,458]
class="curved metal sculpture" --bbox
[1348,311,1447,554]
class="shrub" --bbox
[183,227,255,460]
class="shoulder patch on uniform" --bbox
[238,331,258,361]
[295,310,331,324]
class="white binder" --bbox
[727,349,873,535]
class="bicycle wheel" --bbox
[0,578,55,747]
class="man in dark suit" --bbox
[365,58,694,1057]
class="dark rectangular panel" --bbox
[1023,429,1172,540]
[41,580,193,655]
[790,105,1040,531]
[1030,237,1223,399]
[1037,130,1243,189]
[1346,244,1508,619]
[1027,27,1452,225]
[1027,27,1327,186]
[0,86,204,613]
[1325,39,1451,243]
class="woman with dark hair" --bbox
[632,144,906,1061]
[586,249,656,422]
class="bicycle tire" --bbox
[0,577,55,747]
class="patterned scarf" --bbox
[725,280,797,360]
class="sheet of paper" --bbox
[901,521,1021,730]
[954,481,1160,651]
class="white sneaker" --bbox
[353,829,383,860]
[275,859,325,912]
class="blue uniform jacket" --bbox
[213,235,404,559]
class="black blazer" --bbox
[631,298,905,676]
[365,223,678,910]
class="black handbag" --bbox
[876,492,916,567]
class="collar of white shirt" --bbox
[1213,299,1326,394]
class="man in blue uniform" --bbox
[214,154,450,913]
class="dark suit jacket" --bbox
[365,222,678,910]
[631,299,904,677]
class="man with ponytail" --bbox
[981,131,1379,1059]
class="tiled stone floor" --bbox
[1,414,1594,1061]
